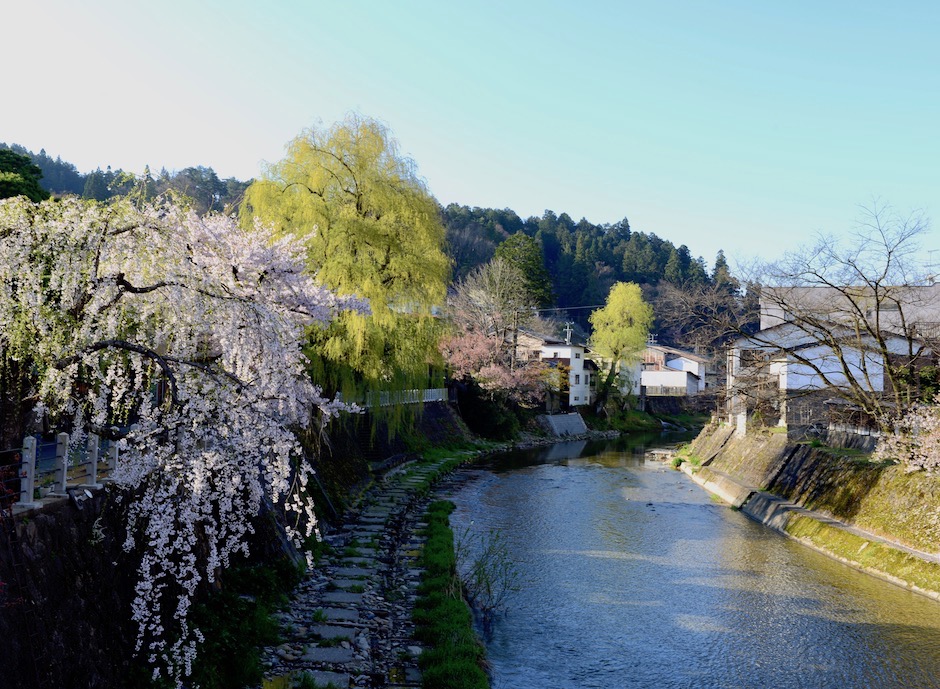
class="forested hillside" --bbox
[0,142,249,215]
[2,142,752,352]
[441,204,750,348]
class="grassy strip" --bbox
[413,500,489,689]
[672,443,703,468]
[393,454,476,499]
[580,406,663,433]
[785,514,940,595]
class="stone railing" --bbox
[6,432,119,513]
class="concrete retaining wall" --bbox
[681,465,754,508]
[538,413,588,437]
[681,424,940,599]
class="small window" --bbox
[553,351,558,358]
[575,374,580,384]
[574,396,580,401]
[575,352,581,359]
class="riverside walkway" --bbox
[254,453,475,689]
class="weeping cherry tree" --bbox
[0,196,365,685]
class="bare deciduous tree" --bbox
[730,202,939,431]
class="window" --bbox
[574,396,580,401]
[575,374,580,384]
[575,352,581,359]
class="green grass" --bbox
[413,500,488,689]
[419,441,492,464]
[581,406,663,433]
[662,412,710,428]
[672,443,703,468]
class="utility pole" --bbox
[510,309,519,372]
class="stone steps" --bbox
[254,458,460,688]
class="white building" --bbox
[516,331,594,409]
[726,320,921,436]
[640,344,709,396]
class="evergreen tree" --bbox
[493,232,553,306]
[0,149,49,202]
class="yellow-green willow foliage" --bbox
[242,114,450,422]
[589,282,654,409]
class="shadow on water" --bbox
[451,432,940,689]
[484,430,694,473]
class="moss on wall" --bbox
[692,424,940,590]
[786,515,940,597]
[705,429,790,488]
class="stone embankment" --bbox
[254,454,475,689]
[674,424,940,599]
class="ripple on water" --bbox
[449,438,940,689]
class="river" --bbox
[446,434,940,689]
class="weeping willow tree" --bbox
[241,114,450,432]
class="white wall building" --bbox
[640,344,709,396]
[539,341,593,407]
[516,331,593,408]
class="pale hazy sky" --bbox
[4,1,939,269]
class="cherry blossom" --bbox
[0,196,365,684]
[875,397,940,472]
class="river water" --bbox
[446,435,940,689]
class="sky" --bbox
[4,1,940,271]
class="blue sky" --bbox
[4,1,939,269]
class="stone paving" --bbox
[253,456,473,689]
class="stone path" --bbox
[254,455,474,689]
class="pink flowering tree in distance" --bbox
[875,396,940,472]
[0,196,366,684]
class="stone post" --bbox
[16,436,40,509]
[82,433,102,489]
[105,427,120,480]
[53,432,70,495]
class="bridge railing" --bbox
[12,432,120,512]
[337,388,448,409]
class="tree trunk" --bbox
[594,360,619,413]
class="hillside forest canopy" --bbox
[0,141,749,359]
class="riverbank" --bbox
[253,450,487,689]
[674,423,940,600]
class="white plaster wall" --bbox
[783,345,885,392]
[642,369,698,394]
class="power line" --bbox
[534,304,605,313]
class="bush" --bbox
[456,381,521,440]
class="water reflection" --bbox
[448,437,940,689]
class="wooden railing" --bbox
[644,386,692,397]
